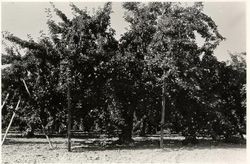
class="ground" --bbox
[1,135,246,163]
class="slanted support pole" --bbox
[1,93,9,110]
[1,98,21,145]
[160,72,166,149]
[22,78,53,149]
[21,79,31,96]
[39,117,54,149]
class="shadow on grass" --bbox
[2,138,64,145]
[2,135,246,152]
[71,137,246,153]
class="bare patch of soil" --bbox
[1,136,246,163]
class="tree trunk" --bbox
[182,129,198,145]
[183,135,198,145]
[139,119,146,137]
[119,128,133,143]
[118,112,134,144]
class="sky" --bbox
[1,1,246,61]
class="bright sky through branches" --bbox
[1,2,246,61]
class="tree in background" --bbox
[47,2,118,133]
[215,53,246,140]
[2,31,64,135]
[120,2,225,142]
[2,2,118,135]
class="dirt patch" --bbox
[1,136,246,163]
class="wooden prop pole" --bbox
[22,79,53,149]
[39,118,53,149]
[1,93,9,110]
[67,66,72,152]
[1,98,21,145]
[160,78,166,149]
[21,79,31,96]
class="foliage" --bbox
[1,2,246,143]
[2,2,117,134]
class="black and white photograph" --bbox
[1,0,247,163]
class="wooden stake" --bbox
[1,93,9,110]
[22,78,53,149]
[1,98,21,145]
[21,79,31,96]
[160,77,166,149]
[67,66,72,152]
[39,118,53,149]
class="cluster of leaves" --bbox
[2,3,117,134]
[2,2,246,142]
[119,2,245,141]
